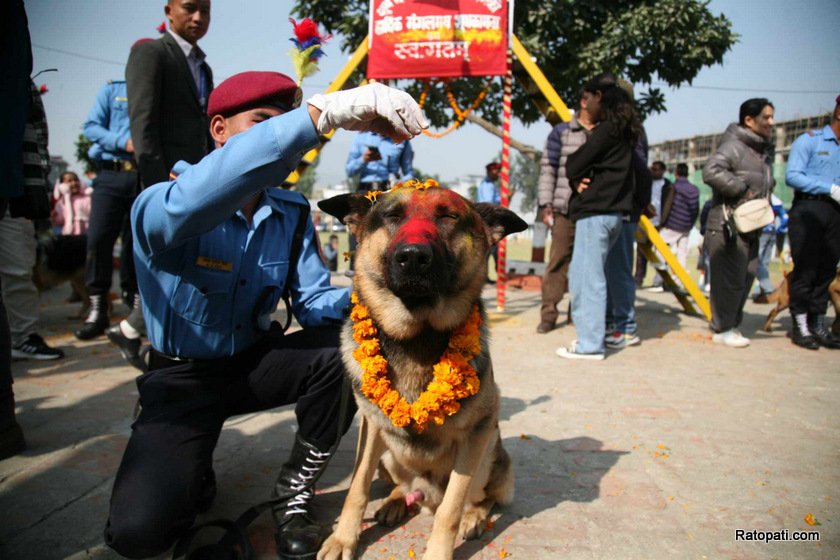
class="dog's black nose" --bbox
[393,243,433,274]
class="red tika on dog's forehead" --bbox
[378,187,475,246]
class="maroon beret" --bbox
[836,94,840,105]
[486,162,501,171]
[207,71,301,117]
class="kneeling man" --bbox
[103,72,427,559]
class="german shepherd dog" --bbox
[317,183,527,560]
[764,268,840,336]
[31,230,89,318]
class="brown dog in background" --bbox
[317,184,526,560]
[31,231,89,318]
[763,268,840,335]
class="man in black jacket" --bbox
[125,0,213,188]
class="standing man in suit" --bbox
[125,0,213,188]
[112,0,213,364]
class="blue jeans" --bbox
[754,231,775,295]
[569,213,624,354]
[606,221,638,335]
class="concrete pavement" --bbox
[1,277,837,559]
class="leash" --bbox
[172,375,352,560]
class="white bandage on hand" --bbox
[306,83,429,142]
[831,184,840,204]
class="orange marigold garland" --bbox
[350,291,482,433]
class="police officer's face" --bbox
[211,106,283,147]
[166,0,211,44]
[745,105,775,140]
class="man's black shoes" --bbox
[106,325,145,370]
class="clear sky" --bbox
[25,0,840,189]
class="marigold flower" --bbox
[389,400,412,427]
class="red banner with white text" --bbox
[368,0,508,79]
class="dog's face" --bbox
[320,185,527,339]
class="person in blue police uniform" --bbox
[102,73,427,559]
[76,79,143,344]
[784,94,840,350]
[344,130,413,274]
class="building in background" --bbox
[649,113,831,207]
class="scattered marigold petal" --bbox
[804,513,820,526]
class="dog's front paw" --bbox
[458,507,488,540]
[374,496,410,527]
[317,533,357,560]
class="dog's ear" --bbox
[474,203,529,244]
[318,193,373,237]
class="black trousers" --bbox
[104,327,356,558]
[705,228,758,332]
[788,199,840,316]
[85,169,139,297]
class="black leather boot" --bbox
[791,314,819,350]
[75,294,110,340]
[272,435,332,560]
[808,315,840,349]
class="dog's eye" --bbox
[383,210,403,222]
[439,213,459,222]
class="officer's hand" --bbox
[831,184,840,204]
[306,83,429,142]
[125,139,135,154]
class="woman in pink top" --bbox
[52,172,93,235]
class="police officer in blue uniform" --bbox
[785,94,840,350]
[102,73,427,559]
[77,78,142,343]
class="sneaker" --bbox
[343,270,355,278]
[605,331,641,349]
[646,285,665,293]
[712,329,750,348]
[556,341,604,361]
[12,333,64,360]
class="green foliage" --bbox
[292,0,737,124]
[294,154,319,198]
[511,151,542,213]
[74,133,95,175]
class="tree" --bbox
[292,0,737,123]
[510,151,541,213]
[74,132,95,175]
[294,154,320,198]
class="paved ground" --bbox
[1,275,838,560]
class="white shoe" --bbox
[712,329,750,348]
[646,285,665,293]
[556,340,605,361]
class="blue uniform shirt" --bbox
[477,177,500,204]
[131,108,350,359]
[786,125,840,195]
[345,131,414,183]
[83,80,133,162]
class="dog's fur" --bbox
[317,187,527,560]
[31,231,89,318]
[763,268,840,335]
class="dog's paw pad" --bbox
[374,497,410,527]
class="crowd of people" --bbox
[1,0,838,558]
[537,82,840,356]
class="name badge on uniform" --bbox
[196,256,233,272]
[816,151,830,156]
[115,96,128,102]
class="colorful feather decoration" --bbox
[288,18,331,85]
